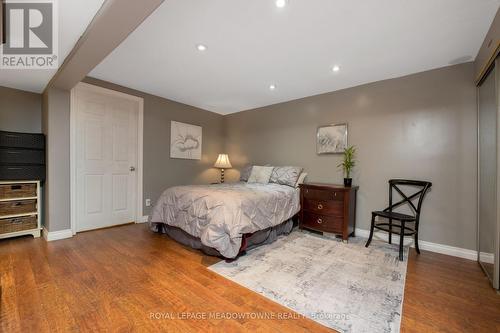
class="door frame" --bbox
[70,82,144,235]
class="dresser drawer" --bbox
[0,131,45,149]
[303,198,343,216]
[0,183,37,200]
[0,148,45,164]
[0,199,37,216]
[0,165,46,181]
[301,212,343,233]
[302,188,343,201]
[0,215,38,234]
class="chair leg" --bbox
[388,218,392,244]
[365,214,375,248]
[399,222,405,261]
[414,232,420,254]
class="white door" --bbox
[74,84,140,232]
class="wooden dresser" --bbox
[299,183,358,242]
[0,181,41,239]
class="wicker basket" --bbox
[0,215,37,234]
[0,200,37,216]
[0,184,37,200]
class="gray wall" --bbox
[42,87,71,232]
[224,63,477,250]
[0,65,480,252]
[83,77,225,216]
[0,85,42,133]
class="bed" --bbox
[149,182,300,259]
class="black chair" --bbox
[365,179,432,261]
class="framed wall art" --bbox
[317,123,348,154]
[170,121,202,160]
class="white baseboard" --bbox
[43,227,73,242]
[480,252,495,264]
[355,228,479,262]
[137,215,149,223]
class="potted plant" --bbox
[338,146,356,187]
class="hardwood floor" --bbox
[402,251,500,333]
[0,224,499,332]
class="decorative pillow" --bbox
[239,165,253,182]
[295,172,308,188]
[247,166,274,184]
[270,166,303,187]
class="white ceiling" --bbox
[3,0,496,111]
[90,0,499,114]
[0,0,106,93]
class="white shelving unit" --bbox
[0,180,41,239]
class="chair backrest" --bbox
[385,179,432,218]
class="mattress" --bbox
[149,182,300,258]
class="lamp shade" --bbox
[214,154,232,169]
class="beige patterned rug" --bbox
[209,230,408,333]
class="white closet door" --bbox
[75,87,138,232]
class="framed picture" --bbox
[170,121,202,160]
[317,123,348,154]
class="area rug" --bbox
[208,231,408,333]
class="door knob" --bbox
[130,166,136,172]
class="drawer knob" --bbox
[317,204,323,210]
[333,193,337,197]
[317,218,323,224]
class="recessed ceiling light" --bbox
[332,65,340,72]
[196,44,207,51]
[269,84,277,90]
[275,0,287,8]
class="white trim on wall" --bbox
[43,227,73,242]
[355,228,481,262]
[70,82,144,235]
[480,252,495,265]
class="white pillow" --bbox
[248,166,274,184]
[295,172,308,188]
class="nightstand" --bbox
[299,183,358,242]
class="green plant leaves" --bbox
[337,145,357,178]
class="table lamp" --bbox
[214,154,232,183]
